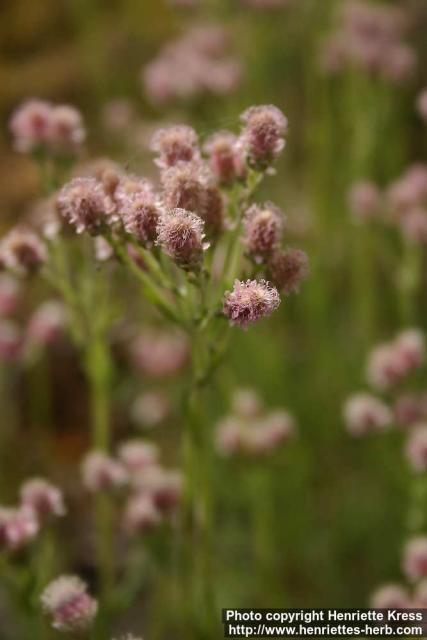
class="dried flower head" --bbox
[370,584,410,609]
[243,202,285,260]
[406,424,427,473]
[403,536,427,582]
[0,505,39,551]
[156,208,207,268]
[240,105,288,169]
[0,228,46,275]
[123,494,162,535]
[343,393,392,436]
[20,478,66,520]
[151,125,199,168]
[41,575,98,633]
[223,279,280,328]
[81,451,128,493]
[27,301,68,346]
[268,249,309,295]
[57,177,111,235]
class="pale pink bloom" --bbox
[348,181,382,223]
[113,175,152,208]
[366,343,405,391]
[57,177,112,235]
[27,301,68,346]
[344,394,392,436]
[120,189,161,247]
[268,249,309,295]
[243,202,285,261]
[394,393,427,428]
[9,99,52,152]
[0,275,21,316]
[151,125,199,169]
[132,467,183,512]
[261,410,296,446]
[0,228,46,275]
[20,478,66,520]
[413,579,427,607]
[41,575,98,633]
[406,424,427,472]
[240,105,288,169]
[204,131,245,184]
[131,391,170,428]
[156,208,207,268]
[0,320,23,362]
[131,330,188,377]
[394,329,425,373]
[370,583,410,609]
[117,440,159,475]
[48,105,85,151]
[387,165,427,216]
[81,451,127,493]
[215,417,244,457]
[223,279,280,329]
[232,388,263,419]
[417,89,427,123]
[403,537,427,582]
[123,494,162,534]
[0,505,39,551]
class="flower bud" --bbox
[57,177,111,235]
[117,440,159,475]
[240,105,288,169]
[27,301,68,346]
[0,228,46,275]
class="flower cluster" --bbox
[142,25,242,105]
[322,1,416,83]
[9,99,85,155]
[216,388,296,457]
[0,477,65,552]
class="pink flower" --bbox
[131,330,188,377]
[223,279,280,328]
[0,275,22,316]
[0,228,46,275]
[204,131,245,184]
[406,424,427,472]
[81,451,128,493]
[120,188,161,247]
[370,584,410,609]
[123,494,162,535]
[156,208,207,268]
[131,391,171,428]
[27,301,68,346]
[117,440,159,475]
[0,505,39,551]
[57,177,112,235]
[268,249,309,295]
[41,575,98,633]
[403,537,427,582]
[240,105,288,169]
[395,328,425,372]
[151,125,199,169]
[20,478,66,520]
[243,203,285,261]
[343,393,392,436]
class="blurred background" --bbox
[1,0,427,635]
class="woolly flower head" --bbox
[240,105,288,169]
[343,393,392,437]
[204,131,245,184]
[120,186,161,246]
[20,477,66,520]
[9,99,85,154]
[41,575,98,633]
[268,248,309,295]
[223,279,280,329]
[151,125,199,168]
[243,202,285,260]
[156,208,207,268]
[0,228,47,275]
[57,177,112,235]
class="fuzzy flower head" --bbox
[240,105,288,170]
[243,202,285,261]
[156,208,207,268]
[123,494,162,535]
[403,536,427,583]
[223,279,280,329]
[41,575,98,633]
[81,451,128,493]
[20,478,66,520]
[151,125,199,169]
[0,228,46,275]
[0,506,39,552]
[343,393,392,436]
[120,188,161,246]
[406,424,427,473]
[268,248,309,295]
[57,177,111,235]
[204,131,245,184]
